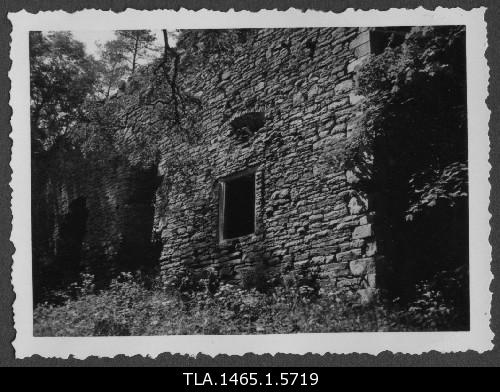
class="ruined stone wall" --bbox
[32,145,160,302]
[155,27,380,296]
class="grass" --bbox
[33,272,463,337]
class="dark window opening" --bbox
[371,27,411,55]
[220,172,256,240]
[229,112,266,141]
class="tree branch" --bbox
[160,29,181,126]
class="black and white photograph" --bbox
[8,8,491,358]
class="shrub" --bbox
[240,251,278,293]
[241,263,273,293]
[33,271,467,337]
[395,268,469,331]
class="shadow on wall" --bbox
[83,165,164,293]
[57,197,89,285]
[113,166,163,286]
[32,197,89,304]
[32,165,163,305]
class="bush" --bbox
[33,271,468,336]
[395,268,469,331]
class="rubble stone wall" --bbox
[32,146,160,301]
[155,27,380,296]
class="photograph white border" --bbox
[9,7,492,359]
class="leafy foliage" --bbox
[337,26,469,300]
[30,31,100,153]
[67,29,257,171]
[33,271,465,336]
[406,162,468,221]
[95,39,130,98]
[398,266,469,330]
[342,26,467,212]
[30,28,471,324]
[30,29,233,304]
[115,30,158,73]
[73,66,198,168]
[30,28,258,170]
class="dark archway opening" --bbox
[113,166,163,287]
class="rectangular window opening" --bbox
[220,171,256,241]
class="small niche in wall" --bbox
[228,112,265,141]
[219,170,256,241]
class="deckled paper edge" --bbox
[8,7,493,359]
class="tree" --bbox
[29,31,100,153]
[30,32,101,302]
[96,39,130,98]
[115,30,157,74]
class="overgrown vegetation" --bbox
[34,271,466,336]
[337,26,469,303]
[30,29,261,303]
[30,27,470,330]
[72,29,256,168]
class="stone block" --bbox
[329,98,349,110]
[358,288,378,305]
[349,93,364,105]
[349,31,370,49]
[347,57,367,74]
[346,170,360,184]
[348,196,365,215]
[332,123,347,134]
[365,241,377,257]
[354,42,371,58]
[332,44,343,55]
[366,273,377,288]
[334,79,354,95]
[325,255,336,264]
[293,91,305,105]
[308,84,320,98]
[295,259,310,268]
[297,227,307,235]
[256,81,265,91]
[351,239,365,248]
[311,256,325,265]
[309,214,323,222]
[349,257,375,276]
[359,214,375,225]
[336,248,362,262]
[352,224,373,239]
[324,262,350,278]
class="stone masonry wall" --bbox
[32,145,160,302]
[155,28,379,297]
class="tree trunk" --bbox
[132,35,139,74]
